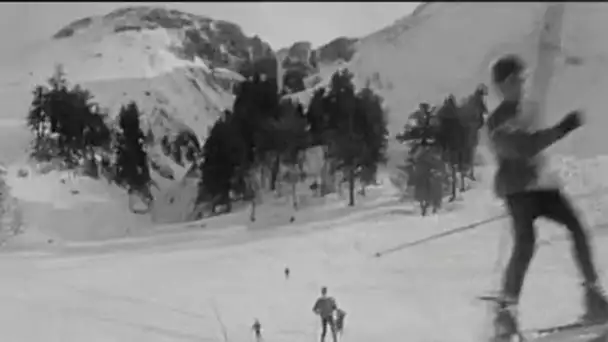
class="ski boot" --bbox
[491,297,523,342]
[580,281,608,324]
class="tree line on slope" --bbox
[27,65,153,213]
[395,84,488,216]
[24,64,389,219]
[198,68,389,220]
[24,62,487,220]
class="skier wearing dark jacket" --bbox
[313,287,338,342]
[487,54,608,339]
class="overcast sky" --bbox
[0,2,420,52]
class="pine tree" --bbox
[199,110,247,214]
[200,73,310,219]
[114,102,150,195]
[27,65,111,168]
[355,83,389,195]
[325,69,388,206]
[306,87,330,147]
[396,103,445,215]
[27,85,51,160]
[435,95,468,201]
[274,99,309,209]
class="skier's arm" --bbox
[489,123,566,160]
[487,101,577,160]
[312,299,321,314]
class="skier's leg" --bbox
[540,190,608,322]
[320,318,328,342]
[502,192,538,302]
[328,317,337,342]
[540,190,599,285]
[493,192,539,338]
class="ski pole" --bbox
[373,187,608,258]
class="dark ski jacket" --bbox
[487,100,566,198]
[313,296,337,319]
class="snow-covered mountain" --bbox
[3,3,608,243]
[1,6,278,167]
[276,37,359,90]
[291,2,608,161]
[3,5,608,342]
[0,6,288,235]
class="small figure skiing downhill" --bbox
[486,54,608,341]
[313,286,341,342]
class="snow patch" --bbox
[551,154,608,227]
[0,119,23,128]
[5,165,110,210]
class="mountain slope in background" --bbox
[276,36,359,90]
[4,3,608,245]
[1,6,278,164]
[292,2,608,162]
[5,5,608,341]
[0,6,283,240]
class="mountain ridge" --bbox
[4,3,608,243]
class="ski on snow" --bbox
[526,321,608,342]
[477,295,608,342]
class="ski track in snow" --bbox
[1,184,608,342]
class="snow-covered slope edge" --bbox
[290,3,608,161]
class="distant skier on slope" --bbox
[252,318,263,342]
[335,307,347,335]
[312,286,339,342]
[486,54,608,340]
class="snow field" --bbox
[1,177,608,342]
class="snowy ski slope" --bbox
[4,2,608,341]
[1,176,608,342]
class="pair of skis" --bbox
[478,295,608,342]
[530,321,608,341]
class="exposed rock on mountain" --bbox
[277,37,359,92]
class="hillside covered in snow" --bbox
[3,3,608,250]
[290,3,608,161]
[3,3,608,342]
[0,6,284,243]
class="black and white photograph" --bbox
[0,2,608,342]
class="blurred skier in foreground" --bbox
[487,54,608,339]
